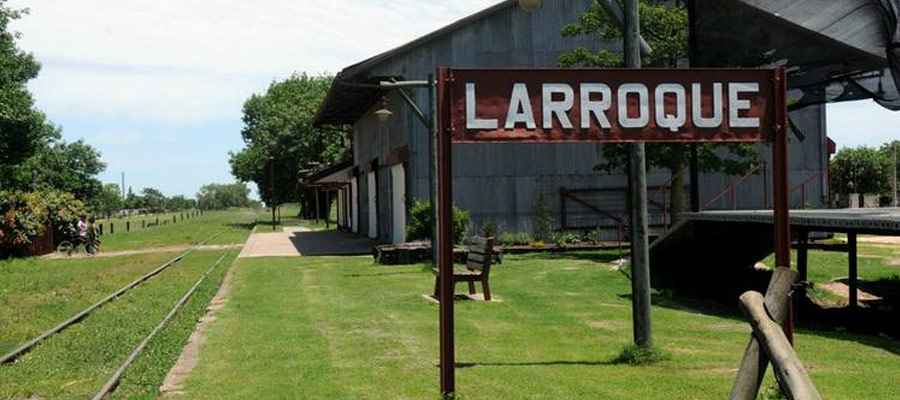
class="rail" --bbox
[700,164,763,211]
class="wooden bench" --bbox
[433,237,495,301]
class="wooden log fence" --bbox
[729,267,797,400]
[91,210,210,236]
[738,291,822,400]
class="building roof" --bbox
[301,160,354,187]
[313,0,518,126]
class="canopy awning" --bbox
[301,160,354,188]
[692,0,900,110]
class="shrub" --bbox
[498,232,533,246]
[553,232,583,249]
[532,194,553,242]
[482,217,497,239]
[406,199,470,245]
[0,190,86,258]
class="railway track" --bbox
[0,230,226,365]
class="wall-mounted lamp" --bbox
[519,0,542,12]
[374,96,393,122]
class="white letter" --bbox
[580,83,612,129]
[617,83,649,128]
[654,83,686,133]
[466,83,498,130]
[542,83,574,129]
[692,83,723,128]
[505,83,536,129]
[728,82,759,128]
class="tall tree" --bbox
[196,182,252,210]
[16,139,106,203]
[94,183,123,216]
[831,146,891,195]
[229,73,346,216]
[0,1,58,184]
[559,0,759,221]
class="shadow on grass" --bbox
[224,222,257,231]
[506,250,624,265]
[344,271,423,278]
[455,360,612,369]
[456,346,666,369]
[645,268,900,357]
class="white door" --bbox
[390,164,406,244]
[367,172,377,239]
[351,178,359,233]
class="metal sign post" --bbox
[435,66,788,399]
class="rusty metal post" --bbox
[436,67,455,399]
[771,68,792,342]
[772,68,790,270]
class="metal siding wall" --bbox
[349,1,829,238]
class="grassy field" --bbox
[182,252,900,400]
[99,208,257,251]
[760,236,900,307]
[0,209,258,399]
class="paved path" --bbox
[42,244,241,259]
[238,227,381,258]
[238,227,310,258]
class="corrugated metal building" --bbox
[313,0,830,244]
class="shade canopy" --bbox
[692,0,900,110]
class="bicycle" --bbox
[56,236,101,256]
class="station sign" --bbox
[446,68,782,143]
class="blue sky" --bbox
[8,0,898,198]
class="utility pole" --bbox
[624,0,653,350]
[121,172,125,199]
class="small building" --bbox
[310,0,854,244]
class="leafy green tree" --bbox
[94,183,123,216]
[14,140,106,203]
[0,2,59,183]
[559,0,759,221]
[831,146,891,195]
[196,182,252,210]
[166,195,196,211]
[229,73,346,217]
[140,188,167,212]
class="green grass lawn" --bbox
[0,209,258,399]
[99,208,258,251]
[0,249,239,399]
[182,252,900,399]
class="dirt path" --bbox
[41,244,242,260]
[858,235,900,245]
[158,259,236,398]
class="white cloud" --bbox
[8,0,498,125]
[827,101,900,150]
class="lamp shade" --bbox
[519,0,541,12]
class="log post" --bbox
[729,267,798,400]
[739,291,822,400]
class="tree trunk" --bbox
[670,164,685,225]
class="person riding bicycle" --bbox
[76,215,88,247]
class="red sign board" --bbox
[444,68,783,143]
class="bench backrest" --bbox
[466,237,494,274]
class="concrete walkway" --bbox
[238,227,381,258]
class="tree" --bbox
[94,183,123,216]
[196,182,252,210]
[14,139,106,203]
[831,146,891,195]
[140,188,167,212]
[559,0,759,222]
[229,73,346,217]
[0,2,59,183]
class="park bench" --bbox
[433,237,495,301]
